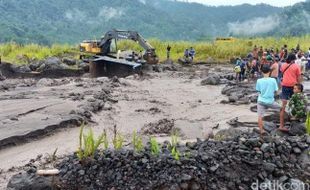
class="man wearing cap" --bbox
[279,53,302,131]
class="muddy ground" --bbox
[0,62,275,188]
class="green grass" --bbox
[76,124,106,161]
[118,35,310,62]
[1,35,310,64]
[0,42,76,64]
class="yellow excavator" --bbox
[79,30,159,77]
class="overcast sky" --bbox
[185,0,305,7]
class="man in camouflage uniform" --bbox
[288,84,308,120]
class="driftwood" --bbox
[37,169,59,176]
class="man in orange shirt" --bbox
[279,53,302,131]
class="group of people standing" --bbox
[240,44,310,135]
[184,47,196,61]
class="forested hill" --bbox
[0,0,308,45]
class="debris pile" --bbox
[8,133,309,189]
[221,82,258,104]
[141,119,177,135]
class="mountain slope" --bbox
[0,0,306,44]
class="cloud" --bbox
[301,10,310,28]
[228,15,280,36]
[65,9,87,22]
[98,6,124,21]
[138,0,146,4]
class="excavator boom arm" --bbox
[99,30,154,51]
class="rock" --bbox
[219,78,229,84]
[141,119,176,135]
[215,128,244,140]
[78,170,85,176]
[77,62,89,72]
[36,78,55,87]
[180,183,189,189]
[278,175,289,183]
[10,117,18,121]
[29,62,41,71]
[263,162,276,173]
[12,131,308,189]
[220,100,229,104]
[7,173,54,190]
[36,57,70,71]
[181,174,192,181]
[45,57,61,65]
[18,65,32,73]
[270,129,287,137]
[190,182,200,190]
[263,122,277,132]
[62,58,76,66]
[201,74,220,85]
[238,96,250,104]
[289,122,306,136]
[37,63,47,72]
[221,86,234,95]
[249,94,258,103]
[209,164,219,172]
[152,65,163,72]
[293,147,302,154]
[228,95,238,103]
[260,143,271,152]
[0,70,6,81]
[298,150,310,168]
[163,64,178,71]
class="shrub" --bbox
[77,125,105,160]
[169,133,180,161]
[306,112,310,135]
[112,125,124,150]
[150,137,160,156]
[132,130,143,152]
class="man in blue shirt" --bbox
[189,47,196,61]
[256,64,281,135]
[184,49,189,58]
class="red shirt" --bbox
[281,63,301,87]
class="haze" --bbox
[185,0,305,7]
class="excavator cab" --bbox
[79,30,159,77]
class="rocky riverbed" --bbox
[6,133,310,190]
[1,60,309,189]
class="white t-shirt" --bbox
[296,57,306,73]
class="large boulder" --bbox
[228,95,239,102]
[201,74,220,85]
[29,61,42,71]
[0,70,6,81]
[37,57,69,71]
[62,58,76,66]
[77,61,89,72]
[7,172,56,190]
[289,122,307,136]
[45,57,61,65]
